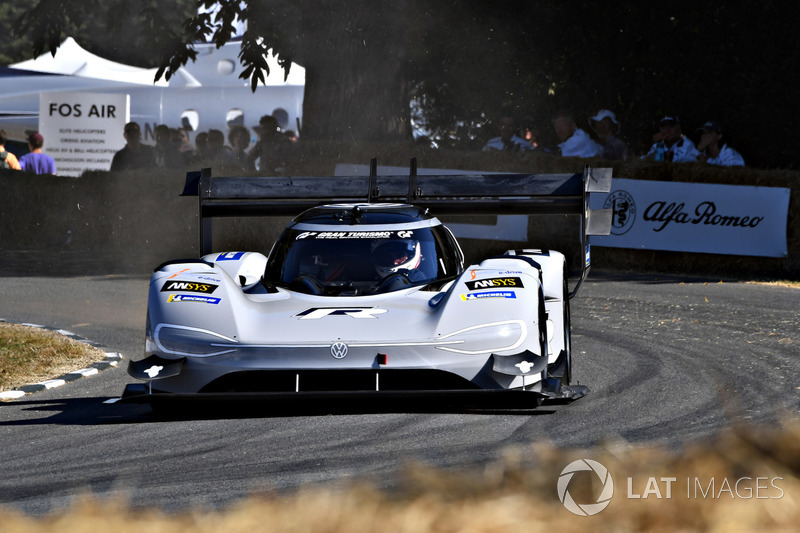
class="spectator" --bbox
[176,127,195,154]
[0,130,21,170]
[110,122,155,171]
[588,109,629,161]
[695,121,745,167]
[205,128,236,168]
[482,115,535,152]
[247,115,288,172]
[228,125,252,170]
[284,129,299,143]
[643,116,700,163]
[552,111,601,158]
[172,126,195,166]
[19,132,56,174]
[521,118,540,149]
[192,131,209,166]
[153,124,182,168]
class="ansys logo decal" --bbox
[161,281,219,294]
[465,277,524,290]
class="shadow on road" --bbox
[0,396,555,425]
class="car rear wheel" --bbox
[561,275,572,385]
[546,271,572,385]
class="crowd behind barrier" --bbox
[0,143,796,279]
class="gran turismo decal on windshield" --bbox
[161,281,219,293]
[295,230,414,240]
[294,307,388,319]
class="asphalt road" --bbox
[0,272,797,515]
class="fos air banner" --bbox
[39,91,130,176]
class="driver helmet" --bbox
[372,239,421,278]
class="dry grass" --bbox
[1,420,800,531]
[748,280,800,289]
[0,322,107,392]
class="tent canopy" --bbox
[11,37,169,86]
[10,37,305,89]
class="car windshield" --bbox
[266,226,462,295]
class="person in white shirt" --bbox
[695,121,745,167]
[588,109,629,161]
[643,116,700,163]
[483,115,536,152]
[553,111,602,158]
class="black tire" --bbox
[561,274,572,385]
[547,268,572,385]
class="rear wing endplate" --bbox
[182,159,613,298]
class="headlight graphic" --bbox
[436,320,527,355]
[154,324,238,357]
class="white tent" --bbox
[9,37,305,89]
[10,37,171,86]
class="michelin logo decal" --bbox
[460,291,517,301]
[167,294,221,305]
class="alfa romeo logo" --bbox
[330,342,349,359]
[557,459,614,516]
[603,190,636,235]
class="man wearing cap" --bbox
[19,132,56,175]
[247,115,289,172]
[695,121,745,167]
[553,111,602,158]
[643,116,700,163]
[589,109,629,161]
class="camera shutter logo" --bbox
[330,342,349,359]
[557,459,614,516]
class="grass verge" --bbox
[0,322,108,393]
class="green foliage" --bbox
[3,0,197,68]
[0,5,42,66]
[4,1,798,167]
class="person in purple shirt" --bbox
[19,132,56,175]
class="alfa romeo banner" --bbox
[589,179,790,258]
[591,178,790,257]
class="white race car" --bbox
[122,161,612,411]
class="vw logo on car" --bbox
[330,342,349,359]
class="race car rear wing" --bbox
[182,159,613,297]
